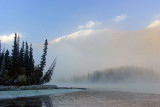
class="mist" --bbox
[41,25,160,81]
[30,21,160,94]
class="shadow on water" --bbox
[0,95,53,107]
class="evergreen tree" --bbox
[28,44,35,84]
[29,44,34,72]
[0,52,4,75]
[41,58,56,84]
[0,51,4,70]
[0,52,6,85]
[20,41,25,67]
[17,35,20,57]
[24,41,31,84]
[34,65,42,84]
[0,36,56,86]
[5,49,11,70]
[11,33,20,76]
[24,41,29,71]
[39,39,48,72]
[1,55,5,74]
[0,40,1,56]
[33,39,48,84]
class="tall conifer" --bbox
[24,42,29,73]
[11,33,19,76]
[5,49,11,70]
[29,44,34,72]
[20,41,25,67]
[39,39,48,72]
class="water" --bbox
[57,83,160,94]
[0,89,82,99]
[0,90,160,107]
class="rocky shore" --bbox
[0,85,87,91]
[0,85,57,91]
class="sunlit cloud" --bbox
[113,14,128,22]
[0,33,22,44]
[147,20,160,28]
[78,20,101,29]
[49,29,94,44]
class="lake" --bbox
[0,89,160,107]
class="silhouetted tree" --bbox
[24,41,31,84]
[20,41,25,67]
[24,42,29,71]
[41,58,56,84]
[11,33,20,77]
[1,55,5,74]
[0,35,56,86]
[5,49,11,70]
[39,39,48,72]
[0,52,4,76]
[0,51,4,70]
[29,44,34,72]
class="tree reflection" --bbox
[0,95,53,107]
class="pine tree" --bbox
[24,41,29,71]
[17,35,20,56]
[11,33,19,76]
[41,58,56,84]
[24,42,32,85]
[0,36,56,85]
[0,52,4,75]
[1,54,5,74]
[39,39,48,72]
[0,51,4,70]
[20,41,25,67]
[5,49,11,70]
[29,44,34,72]
[0,40,1,56]
[24,42,29,80]
[34,39,48,84]
[29,44,35,84]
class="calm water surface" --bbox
[0,90,160,107]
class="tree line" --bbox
[72,66,157,83]
[0,33,56,86]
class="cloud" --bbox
[49,29,94,44]
[147,20,160,28]
[0,33,21,44]
[113,14,128,22]
[78,21,101,29]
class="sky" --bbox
[1,0,160,81]
[0,0,160,42]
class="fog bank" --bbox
[43,26,160,81]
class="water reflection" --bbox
[1,90,160,107]
[0,95,53,107]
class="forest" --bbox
[0,33,56,86]
[72,66,159,83]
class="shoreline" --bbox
[0,85,87,91]
[0,88,85,100]
[0,89,84,100]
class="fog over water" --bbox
[34,21,160,93]
[45,26,160,78]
